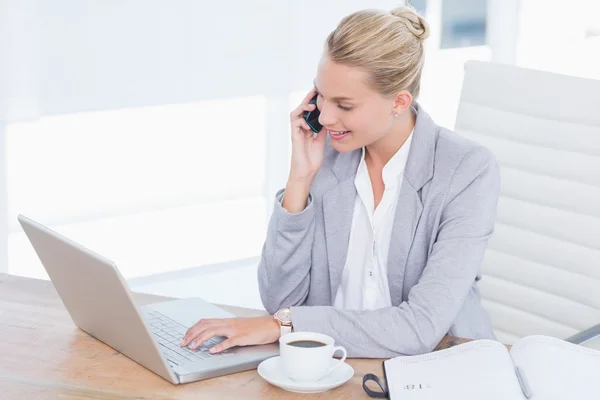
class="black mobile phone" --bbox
[302,94,323,133]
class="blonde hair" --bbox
[325,5,430,100]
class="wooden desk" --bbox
[3,274,599,399]
[0,274,384,399]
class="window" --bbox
[410,0,487,49]
[7,97,268,279]
[516,0,600,80]
[414,0,491,129]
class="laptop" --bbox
[17,214,279,384]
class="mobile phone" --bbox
[302,94,323,133]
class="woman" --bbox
[181,5,500,358]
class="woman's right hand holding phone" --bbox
[283,88,326,213]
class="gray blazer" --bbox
[257,104,500,358]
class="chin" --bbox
[330,135,360,153]
[330,141,354,153]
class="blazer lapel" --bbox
[323,179,356,299]
[322,149,361,300]
[386,181,423,305]
[387,103,437,306]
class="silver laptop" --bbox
[17,214,279,384]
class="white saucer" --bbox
[257,356,354,394]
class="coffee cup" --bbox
[279,332,347,382]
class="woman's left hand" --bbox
[180,315,281,354]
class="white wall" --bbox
[0,1,400,280]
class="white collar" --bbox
[357,129,414,188]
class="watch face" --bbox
[277,308,292,323]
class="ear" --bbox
[391,90,413,115]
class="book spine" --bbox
[515,366,533,398]
[383,360,391,399]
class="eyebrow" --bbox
[313,79,354,102]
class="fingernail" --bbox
[209,348,216,354]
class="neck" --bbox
[365,109,415,168]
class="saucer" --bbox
[257,356,354,394]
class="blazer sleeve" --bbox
[288,148,501,358]
[257,188,316,314]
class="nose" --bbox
[317,102,339,128]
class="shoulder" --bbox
[428,126,500,210]
[434,126,498,185]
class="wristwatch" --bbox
[274,308,293,337]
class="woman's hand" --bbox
[180,315,281,354]
[289,87,327,182]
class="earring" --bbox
[394,112,399,117]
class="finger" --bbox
[314,126,327,142]
[182,328,196,346]
[186,329,214,350]
[182,322,204,345]
[300,120,313,133]
[209,337,238,354]
[292,88,318,118]
[191,326,231,350]
[290,102,316,121]
[301,103,316,113]
[182,327,206,347]
[294,103,315,113]
[182,328,204,347]
[182,320,213,346]
[184,318,216,336]
[291,118,312,134]
[301,86,318,105]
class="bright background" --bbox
[1,0,598,309]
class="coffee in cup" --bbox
[279,332,347,382]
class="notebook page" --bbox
[510,335,600,400]
[384,340,525,399]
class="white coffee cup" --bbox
[279,332,347,382]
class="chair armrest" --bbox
[565,324,600,345]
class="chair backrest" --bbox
[454,61,600,344]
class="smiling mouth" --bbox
[327,130,351,141]
[327,130,349,136]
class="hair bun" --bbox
[390,5,430,41]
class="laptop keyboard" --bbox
[144,310,233,368]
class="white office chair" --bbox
[455,60,600,345]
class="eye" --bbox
[338,105,352,111]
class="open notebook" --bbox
[363,335,600,399]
